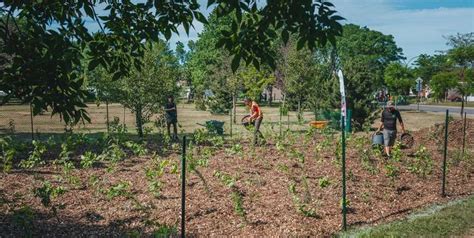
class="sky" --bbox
[81,0,474,62]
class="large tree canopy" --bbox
[0,0,343,124]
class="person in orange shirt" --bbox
[244,98,264,145]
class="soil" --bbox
[0,119,473,237]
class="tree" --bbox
[0,1,343,124]
[430,71,459,100]
[334,24,404,128]
[384,62,414,95]
[283,40,318,121]
[445,33,474,116]
[88,66,122,133]
[413,54,448,85]
[118,42,180,137]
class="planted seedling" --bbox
[318,177,331,188]
[408,146,433,178]
[1,137,15,173]
[34,180,66,221]
[288,181,318,218]
[106,180,132,200]
[19,140,46,169]
[80,151,99,169]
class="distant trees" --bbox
[384,62,414,96]
[88,41,180,137]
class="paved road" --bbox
[397,104,474,115]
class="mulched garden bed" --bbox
[0,119,473,237]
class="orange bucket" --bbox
[309,121,329,129]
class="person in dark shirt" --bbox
[376,101,406,157]
[164,96,178,140]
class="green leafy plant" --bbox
[288,181,318,218]
[101,143,125,172]
[124,141,148,156]
[34,180,66,221]
[408,146,433,178]
[318,177,331,188]
[214,171,246,220]
[153,224,178,238]
[391,142,403,162]
[19,140,46,169]
[0,137,16,173]
[144,156,169,198]
[106,180,132,200]
[384,163,399,181]
[80,151,99,169]
[226,143,243,156]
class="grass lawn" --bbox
[0,103,468,138]
[340,196,474,237]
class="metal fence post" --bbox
[462,112,467,157]
[341,115,347,231]
[181,136,187,238]
[442,110,449,196]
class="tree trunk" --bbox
[297,98,302,122]
[268,85,273,106]
[106,100,110,134]
[123,105,126,127]
[232,93,237,124]
[30,103,34,141]
[135,104,144,138]
[461,93,465,117]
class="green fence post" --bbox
[181,136,187,238]
[345,109,352,133]
[442,110,449,197]
[341,115,347,231]
[462,112,467,157]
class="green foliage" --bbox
[109,117,128,142]
[288,181,318,218]
[144,155,169,198]
[384,163,400,181]
[116,42,181,137]
[384,62,414,95]
[0,137,15,173]
[1,0,343,124]
[226,143,243,156]
[80,151,99,169]
[336,24,403,128]
[214,171,236,188]
[318,177,331,188]
[153,224,178,238]
[408,146,433,178]
[106,181,132,200]
[34,181,66,207]
[231,191,246,221]
[19,140,46,169]
[124,141,148,156]
[390,142,403,162]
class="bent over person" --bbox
[244,98,264,145]
[164,96,178,141]
[376,101,406,157]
